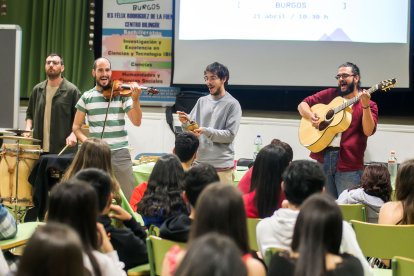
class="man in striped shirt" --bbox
[72,57,142,199]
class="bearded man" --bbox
[26,53,80,154]
[298,62,378,197]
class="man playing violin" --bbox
[72,57,142,200]
[25,53,80,154]
[298,62,378,198]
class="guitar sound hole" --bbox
[318,109,334,131]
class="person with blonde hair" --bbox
[62,138,121,201]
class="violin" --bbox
[101,80,159,100]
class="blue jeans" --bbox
[322,149,363,198]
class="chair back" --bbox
[339,204,367,222]
[351,220,414,259]
[392,256,414,276]
[146,235,185,276]
[246,218,261,251]
[264,247,287,267]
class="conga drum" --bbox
[0,144,42,205]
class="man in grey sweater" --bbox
[177,62,242,184]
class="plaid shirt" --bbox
[0,205,17,240]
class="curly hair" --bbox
[137,154,187,218]
[360,164,392,202]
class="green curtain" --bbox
[0,0,95,98]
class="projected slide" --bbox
[179,0,408,43]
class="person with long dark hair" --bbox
[47,180,126,276]
[268,194,363,276]
[243,144,290,218]
[379,159,414,224]
[174,233,247,276]
[137,154,188,227]
[17,223,89,276]
[162,183,265,276]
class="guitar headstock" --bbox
[378,78,397,92]
[146,87,159,95]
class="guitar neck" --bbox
[333,84,378,113]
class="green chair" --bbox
[127,263,150,276]
[351,220,414,259]
[392,256,414,276]
[146,235,185,276]
[0,221,44,250]
[246,218,261,251]
[264,247,287,268]
[148,225,160,236]
[339,204,367,222]
[119,189,145,226]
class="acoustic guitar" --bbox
[299,78,396,153]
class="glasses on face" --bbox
[204,75,219,82]
[335,73,354,80]
[46,60,61,66]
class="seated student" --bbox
[129,132,199,211]
[162,183,266,276]
[238,138,293,195]
[174,233,248,276]
[62,138,121,203]
[268,194,363,276]
[256,160,372,276]
[337,164,392,223]
[17,223,88,276]
[159,163,219,242]
[0,204,17,240]
[47,180,126,276]
[74,168,148,271]
[242,144,290,218]
[137,154,188,228]
[379,159,414,225]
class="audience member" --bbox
[174,233,247,276]
[256,160,372,276]
[0,204,17,240]
[74,168,148,270]
[137,154,188,227]
[379,159,414,224]
[17,223,88,276]
[62,138,121,202]
[243,144,290,218]
[338,164,392,222]
[173,132,199,170]
[47,180,126,276]
[268,194,363,276]
[159,163,219,242]
[129,132,199,210]
[162,183,266,276]
[238,138,293,195]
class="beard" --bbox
[96,78,112,90]
[47,71,61,80]
[338,81,355,97]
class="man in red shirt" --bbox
[298,62,378,198]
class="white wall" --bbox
[18,107,414,163]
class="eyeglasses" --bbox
[335,74,354,80]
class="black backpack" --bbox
[165,91,207,134]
